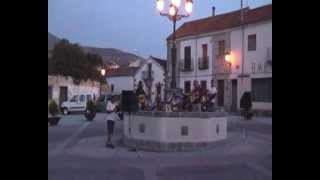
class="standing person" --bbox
[105,96,119,148]
[135,81,146,110]
[208,85,217,112]
[191,80,201,112]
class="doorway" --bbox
[217,80,224,106]
[59,86,68,105]
[231,79,238,111]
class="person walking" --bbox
[105,96,119,148]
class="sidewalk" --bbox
[228,116,272,126]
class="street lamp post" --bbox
[156,0,193,89]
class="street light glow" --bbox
[101,68,106,76]
[156,0,164,12]
[225,53,231,64]
[171,0,181,7]
[169,5,176,16]
[185,0,193,14]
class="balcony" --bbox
[142,71,154,80]
[198,56,209,70]
[179,59,194,72]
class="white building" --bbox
[167,4,272,113]
[107,56,167,102]
[48,75,101,105]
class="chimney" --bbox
[212,6,215,16]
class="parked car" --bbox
[96,94,121,112]
[61,94,93,115]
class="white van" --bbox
[60,94,93,115]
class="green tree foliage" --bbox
[48,39,103,84]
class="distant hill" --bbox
[48,32,144,66]
[82,46,144,66]
[48,32,60,50]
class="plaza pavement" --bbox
[48,113,272,180]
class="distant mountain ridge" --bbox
[81,46,144,66]
[48,32,144,66]
[48,32,60,50]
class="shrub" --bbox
[240,92,252,111]
[86,100,96,114]
[48,100,59,116]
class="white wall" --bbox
[178,36,215,92]
[107,76,134,95]
[230,21,272,77]
[106,58,165,99]
[252,102,272,110]
[124,115,227,143]
[230,21,272,110]
[48,75,100,105]
[134,58,166,101]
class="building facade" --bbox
[167,4,272,113]
[48,75,101,105]
[107,56,167,102]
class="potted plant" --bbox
[84,100,96,121]
[240,91,254,140]
[48,100,61,126]
[240,91,253,120]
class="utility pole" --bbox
[240,0,245,83]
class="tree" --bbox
[48,39,104,84]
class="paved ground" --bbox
[48,113,272,180]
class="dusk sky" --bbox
[48,0,272,59]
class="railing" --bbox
[179,59,194,72]
[198,56,209,70]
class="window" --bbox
[70,95,78,102]
[184,81,191,93]
[202,44,208,57]
[148,63,152,77]
[79,95,85,102]
[86,95,92,101]
[216,124,220,134]
[139,123,145,133]
[218,40,225,56]
[199,44,209,70]
[181,126,188,136]
[184,46,191,69]
[211,79,215,88]
[252,78,272,102]
[248,34,256,51]
[201,80,207,90]
[100,95,105,102]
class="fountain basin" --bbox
[123,111,227,152]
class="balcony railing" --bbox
[198,56,209,70]
[179,59,194,72]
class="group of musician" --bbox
[134,80,217,112]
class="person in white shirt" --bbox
[105,97,119,148]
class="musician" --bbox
[135,81,146,110]
[171,93,180,112]
[155,94,162,111]
[182,93,192,111]
[200,89,209,112]
[191,80,201,112]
